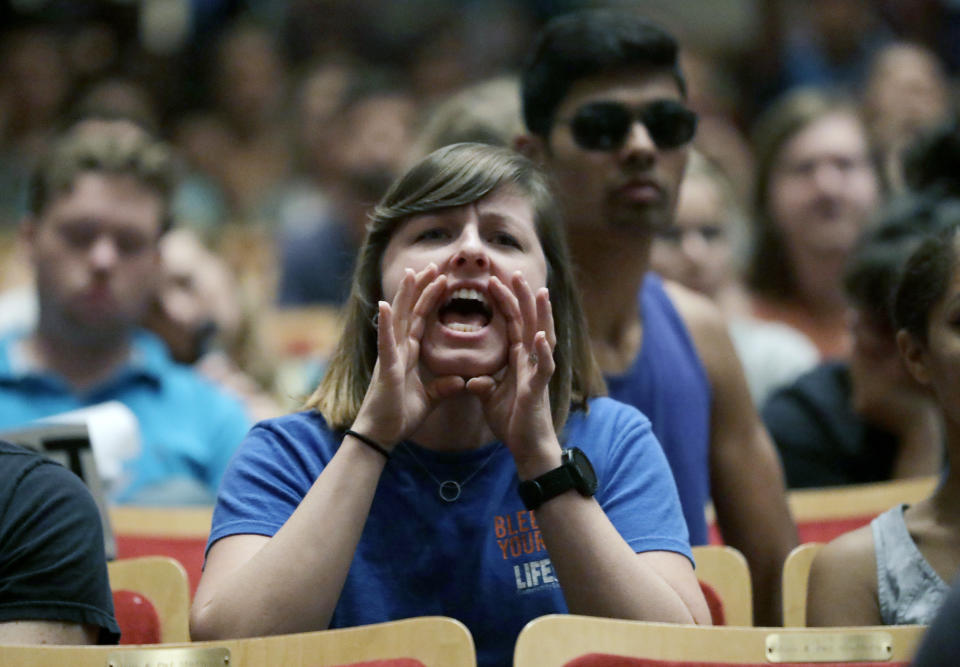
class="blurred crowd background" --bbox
[1,0,958,415]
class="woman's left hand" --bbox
[466,271,559,468]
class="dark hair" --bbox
[845,194,960,328]
[889,117,960,343]
[893,223,960,344]
[747,87,875,299]
[520,8,686,138]
[903,118,960,197]
[308,142,605,432]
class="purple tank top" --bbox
[605,273,712,544]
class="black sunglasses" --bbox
[563,100,697,151]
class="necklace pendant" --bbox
[439,480,462,502]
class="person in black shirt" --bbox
[0,440,119,644]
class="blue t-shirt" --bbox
[209,397,690,667]
[0,329,250,504]
[605,273,712,545]
[277,214,357,306]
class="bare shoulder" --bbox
[662,279,728,338]
[661,279,739,380]
[807,525,881,626]
[812,526,877,578]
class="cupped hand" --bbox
[351,264,465,448]
[466,272,559,465]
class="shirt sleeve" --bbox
[203,391,255,494]
[207,413,332,553]
[0,458,120,643]
[760,366,853,488]
[574,398,694,564]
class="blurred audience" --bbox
[651,151,819,405]
[862,41,953,192]
[805,124,960,626]
[275,69,418,306]
[807,218,960,626]
[0,118,250,505]
[680,49,756,207]
[143,228,282,422]
[407,74,523,165]
[762,191,945,488]
[747,87,882,360]
[744,0,893,115]
[172,17,292,228]
[0,1,955,531]
[0,26,71,228]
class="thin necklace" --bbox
[401,442,503,502]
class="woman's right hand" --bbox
[350,264,464,449]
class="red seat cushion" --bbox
[796,517,873,543]
[699,580,726,626]
[710,518,874,546]
[328,661,426,667]
[115,535,206,596]
[112,589,161,644]
[563,654,909,666]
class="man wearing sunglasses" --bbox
[517,9,797,626]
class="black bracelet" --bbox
[344,429,391,459]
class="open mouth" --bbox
[438,288,492,333]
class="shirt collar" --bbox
[0,328,168,388]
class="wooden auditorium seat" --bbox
[108,555,191,643]
[707,475,938,546]
[781,542,824,627]
[788,476,937,544]
[109,505,213,597]
[0,616,477,667]
[514,614,926,666]
[691,545,753,626]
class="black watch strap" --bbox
[518,467,577,511]
[517,447,597,511]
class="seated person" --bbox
[143,228,282,422]
[651,150,819,406]
[763,191,944,488]
[0,439,119,644]
[190,144,710,667]
[0,117,250,504]
[514,9,796,626]
[746,87,882,360]
[806,217,960,625]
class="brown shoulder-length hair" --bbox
[306,142,605,434]
[747,87,878,300]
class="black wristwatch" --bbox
[518,447,598,510]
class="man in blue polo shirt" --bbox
[0,117,250,504]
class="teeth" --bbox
[449,288,486,305]
[447,323,482,332]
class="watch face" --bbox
[566,447,598,495]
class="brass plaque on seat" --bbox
[106,647,230,667]
[765,631,893,663]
